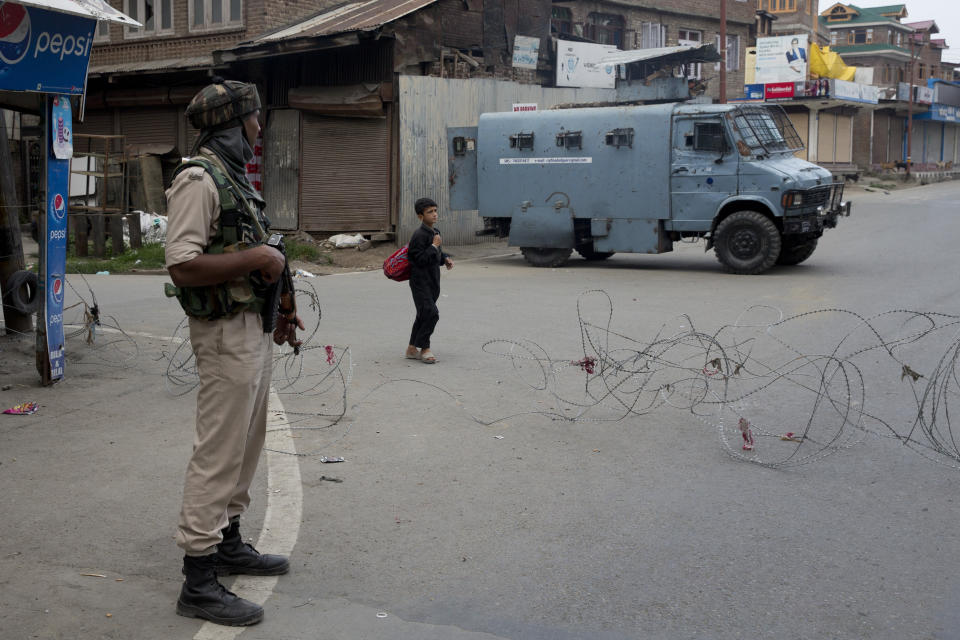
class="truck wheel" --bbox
[575,245,615,261]
[776,237,818,266]
[520,247,572,268]
[714,211,781,275]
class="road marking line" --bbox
[190,392,303,640]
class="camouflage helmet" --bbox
[186,77,261,131]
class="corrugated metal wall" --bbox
[397,76,674,245]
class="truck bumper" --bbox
[783,200,850,234]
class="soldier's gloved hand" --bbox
[273,314,306,350]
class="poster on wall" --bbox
[754,35,809,84]
[512,35,540,69]
[556,40,618,89]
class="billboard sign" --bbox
[831,79,878,104]
[0,1,96,94]
[764,81,798,100]
[755,35,809,84]
[556,40,618,89]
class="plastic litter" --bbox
[3,402,39,415]
[294,269,315,278]
[96,271,110,275]
[739,417,754,451]
[328,233,366,248]
[320,456,345,463]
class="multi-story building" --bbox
[756,0,826,45]
[550,0,755,102]
[817,4,958,172]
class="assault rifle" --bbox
[262,233,300,354]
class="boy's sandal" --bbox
[420,351,437,364]
[405,350,421,360]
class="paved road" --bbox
[2,181,959,639]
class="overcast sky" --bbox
[850,0,960,63]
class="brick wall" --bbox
[90,0,335,68]
[560,1,752,101]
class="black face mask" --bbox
[195,125,264,208]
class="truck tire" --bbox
[714,211,781,275]
[521,247,572,268]
[575,245,615,261]
[4,270,40,314]
[776,237,818,266]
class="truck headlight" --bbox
[781,192,803,208]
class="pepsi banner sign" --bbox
[44,94,70,382]
[0,1,96,94]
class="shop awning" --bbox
[12,0,139,25]
[599,44,721,66]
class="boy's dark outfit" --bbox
[407,222,448,350]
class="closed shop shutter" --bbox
[263,109,301,230]
[75,110,114,137]
[787,111,808,160]
[300,114,390,233]
[73,111,115,155]
[910,121,925,163]
[817,112,836,163]
[119,107,179,150]
[887,116,905,163]
[944,125,957,165]
[835,114,852,164]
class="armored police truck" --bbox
[447,103,850,274]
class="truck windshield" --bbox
[731,106,804,154]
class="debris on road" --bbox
[3,402,39,415]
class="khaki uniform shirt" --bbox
[164,150,228,269]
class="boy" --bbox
[405,198,453,363]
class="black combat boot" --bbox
[176,554,263,626]
[211,520,290,576]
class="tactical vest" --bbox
[164,155,270,320]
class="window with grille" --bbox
[639,22,665,49]
[678,30,703,79]
[714,34,740,71]
[94,19,110,42]
[551,7,572,35]
[124,0,174,38]
[585,13,624,48]
[190,0,243,32]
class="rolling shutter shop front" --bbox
[299,114,390,233]
[119,107,180,150]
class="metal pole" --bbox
[906,38,914,178]
[720,0,727,103]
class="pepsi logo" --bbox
[51,277,63,304]
[52,193,65,220]
[0,2,31,67]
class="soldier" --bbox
[164,77,304,626]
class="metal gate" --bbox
[299,114,390,233]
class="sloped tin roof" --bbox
[244,0,439,45]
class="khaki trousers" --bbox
[176,311,273,556]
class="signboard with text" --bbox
[0,2,96,94]
[512,35,540,69]
[556,40,617,89]
[43,94,70,382]
[755,35,809,84]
